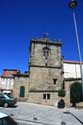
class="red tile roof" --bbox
[2,69,20,77]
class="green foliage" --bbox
[58,89,66,97]
[70,82,82,104]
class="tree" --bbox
[70,82,82,107]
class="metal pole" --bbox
[73,11,83,98]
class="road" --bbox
[0,102,83,125]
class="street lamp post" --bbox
[68,0,83,99]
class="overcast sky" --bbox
[0,0,83,74]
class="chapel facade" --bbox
[13,37,65,105]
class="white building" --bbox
[0,76,14,90]
[0,69,20,94]
[64,60,83,79]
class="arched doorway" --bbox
[19,86,25,97]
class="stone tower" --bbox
[28,37,64,105]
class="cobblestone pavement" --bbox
[0,102,83,125]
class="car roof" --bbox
[0,112,8,119]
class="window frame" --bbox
[43,93,51,100]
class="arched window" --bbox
[19,86,25,97]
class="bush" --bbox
[58,89,66,97]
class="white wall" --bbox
[0,77,14,90]
[64,62,83,78]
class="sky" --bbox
[0,0,83,74]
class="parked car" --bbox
[0,93,17,107]
[0,112,18,125]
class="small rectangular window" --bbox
[47,94,50,100]
[53,79,57,85]
[43,94,46,99]
[43,93,51,100]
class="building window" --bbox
[53,79,57,85]
[19,86,25,97]
[43,93,50,100]
[43,46,50,57]
[47,94,50,100]
[43,46,50,66]
[43,94,46,99]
